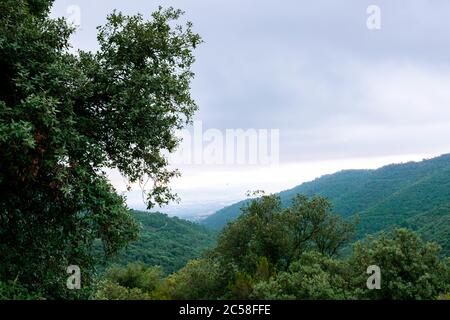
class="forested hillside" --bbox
[95,195,450,300]
[1,0,449,302]
[202,154,450,254]
[108,211,217,274]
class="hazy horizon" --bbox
[118,151,446,218]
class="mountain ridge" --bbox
[201,153,450,255]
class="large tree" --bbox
[348,229,450,300]
[0,0,200,298]
[213,194,355,273]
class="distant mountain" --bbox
[110,211,217,274]
[201,153,450,255]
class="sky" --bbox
[51,0,450,218]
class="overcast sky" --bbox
[51,1,450,216]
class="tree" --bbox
[218,227,449,300]
[213,194,355,273]
[156,259,229,300]
[251,251,353,300]
[94,263,163,300]
[0,0,200,298]
[349,229,450,300]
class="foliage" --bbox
[348,229,450,300]
[153,196,449,300]
[213,194,355,273]
[94,262,163,300]
[95,259,228,300]
[157,259,229,300]
[108,211,217,274]
[94,281,154,300]
[210,195,355,299]
[0,0,200,298]
[438,293,450,300]
[202,154,450,255]
[251,252,353,300]
[2,0,448,302]
[0,279,44,300]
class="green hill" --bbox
[109,211,217,274]
[201,153,450,255]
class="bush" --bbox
[94,263,163,300]
[251,252,353,300]
[0,279,43,300]
[348,229,450,300]
[157,259,228,300]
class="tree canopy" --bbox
[213,194,355,273]
[0,0,200,298]
[96,195,450,300]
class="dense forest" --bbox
[108,211,217,274]
[202,154,450,255]
[94,195,450,300]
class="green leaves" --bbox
[94,262,164,300]
[349,229,450,300]
[159,195,449,300]
[76,7,202,207]
[252,252,352,300]
[0,1,200,298]
[214,194,355,274]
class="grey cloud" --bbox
[51,0,450,163]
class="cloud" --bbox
[50,0,450,213]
